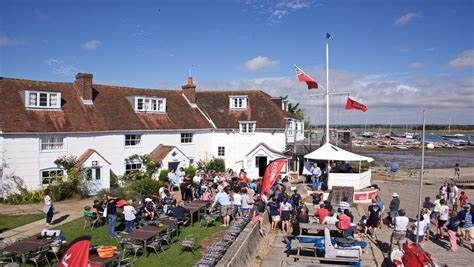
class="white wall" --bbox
[1,129,286,191]
[211,131,286,174]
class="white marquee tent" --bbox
[304,143,374,190]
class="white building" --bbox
[0,73,303,195]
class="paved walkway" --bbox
[365,176,474,266]
[0,197,94,241]
[259,203,383,267]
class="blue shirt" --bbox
[268,202,279,216]
[464,212,473,228]
[215,192,231,206]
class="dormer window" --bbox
[25,91,61,109]
[239,121,256,134]
[135,97,166,112]
[229,95,248,109]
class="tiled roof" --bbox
[195,90,287,129]
[0,77,289,133]
[0,78,212,133]
[149,144,175,162]
[75,149,111,167]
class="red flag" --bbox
[345,97,368,112]
[59,236,91,267]
[261,158,287,196]
[294,65,318,89]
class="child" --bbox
[84,206,93,217]
[454,163,461,179]
[446,210,460,252]
[201,187,212,201]
[358,215,368,234]
[459,191,468,206]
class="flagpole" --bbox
[415,110,426,248]
[325,39,330,144]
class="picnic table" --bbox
[299,223,339,235]
[125,224,169,258]
[89,253,119,267]
[0,236,53,267]
[183,200,210,225]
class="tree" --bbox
[288,102,304,120]
[123,154,160,181]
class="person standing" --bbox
[375,196,385,229]
[367,199,381,238]
[437,199,450,239]
[450,182,459,212]
[280,198,293,234]
[388,193,400,227]
[106,197,118,238]
[457,204,474,251]
[123,200,136,233]
[454,163,461,179]
[211,186,232,227]
[390,209,409,251]
[43,189,54,227]
[390,162,399,180]
[446,210,460,252]
[310,163,321,191]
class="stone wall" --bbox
[216,211,270,267]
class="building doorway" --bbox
[168,161,180,172]
[256,156,268,177]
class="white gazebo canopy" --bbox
[304,143,374,162]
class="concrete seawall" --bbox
[216,211,270,267]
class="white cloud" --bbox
[393,12,420,26]
[45,58,79,75]
[200,68,474,124]
[244,0,314,23]
[82,40,101,50]
[244,56,278,71]
[409,62,425,69]
[448,50,474,69]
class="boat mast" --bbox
[325,37,330,144]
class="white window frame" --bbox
[125,160,142,175]
[40,169,64,186]
[239,121,256,134]
[25,90,61,109]
[40,136,65,152]
[218,146,225,157]
[125,134,142,147]
[180,133,194,144]
[134,97,166,112]
[229,95,248,109]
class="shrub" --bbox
[184,165,196,177]
[3,190,44,204]
[131,179,163,197]
[49,182,77,201]
[208,158,225,172]
[159,170,169,181]
[123,154,161,181]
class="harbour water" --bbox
[353,146,474,169]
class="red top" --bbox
[240,172,248,184]
[337,214,351,230]
[314,208,329,224]
[460,195,468,205]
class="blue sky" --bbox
[1,0,473,124]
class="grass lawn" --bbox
[53,218,225,267]
[0,213,46,232]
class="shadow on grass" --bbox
[52,214,70,225]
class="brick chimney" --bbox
[181,76,196,103]
[75,73,94,104]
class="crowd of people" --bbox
[382,179,473,255]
